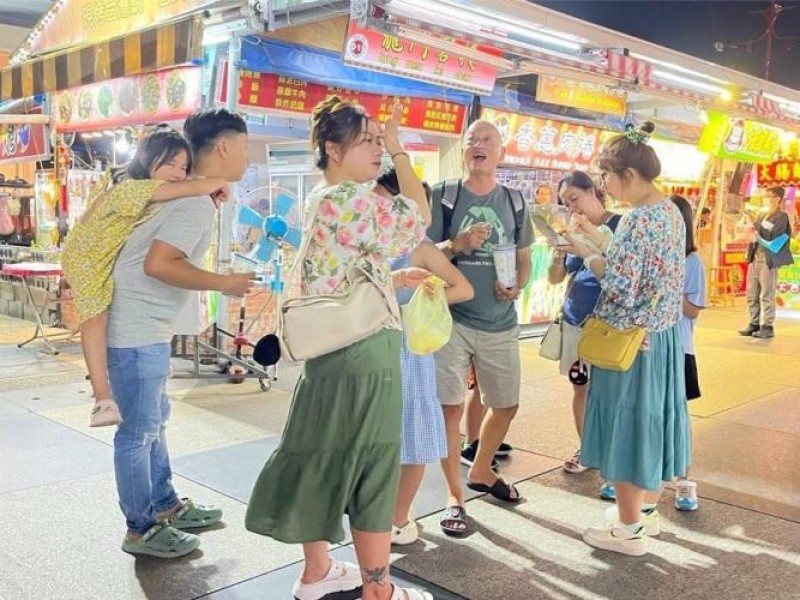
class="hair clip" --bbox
[624,124,650,145]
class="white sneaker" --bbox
[675,479,699,511]
[583,525,646,557]
[292,560,362,600]
[604,505,661,536]
[391,520,419,545]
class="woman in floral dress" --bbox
[246,98,432,600]
[560,122,690,557]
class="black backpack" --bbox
[439,179,526,243]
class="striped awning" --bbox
[0,16,203,102]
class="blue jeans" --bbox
[108,344,180,535]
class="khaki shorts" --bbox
[435,321,521,409]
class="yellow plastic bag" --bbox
[402,276,452,355]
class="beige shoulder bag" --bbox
[278,190,400,362]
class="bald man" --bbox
[428,121,534,534]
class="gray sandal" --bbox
[121,523,200,558]
[440,505,469,537]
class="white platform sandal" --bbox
[390,584,434,600]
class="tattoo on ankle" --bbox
[362,565,388,586]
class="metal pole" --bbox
[711,158,726,270]
[764,1,780,81]
[215,34,242,350]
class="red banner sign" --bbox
[218,64,467,136]
[52,66,202,133]
[482,107,611,171]
[757,158,800,188]
[342,20,497,95]
[0,120,48,165]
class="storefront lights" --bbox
[653,70,728,97]
[630,52,731,86]
[388,0,582,51]
[115,135,131,155]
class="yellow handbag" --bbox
[577,316,646,372]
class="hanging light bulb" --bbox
[115,131,131,155]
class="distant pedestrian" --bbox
[739,186,793,339]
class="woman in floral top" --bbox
[560,122,689,557]
[246,98,432,600]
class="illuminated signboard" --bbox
[343,20,497,95]
[697,110,782,164]
[537,76,627,117]
[482,107,612,171]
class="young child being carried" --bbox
[62,127,230,427]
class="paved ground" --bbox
[1,303,798,600]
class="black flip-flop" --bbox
[466,478,522,503]
[440,505,469,537]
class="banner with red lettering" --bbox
[217,63,467,137]
[343,20,497,95]
[757,159,800,188]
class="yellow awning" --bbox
[0,16,203,102]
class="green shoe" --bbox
[163,498,223,530]
[121,524,200,558]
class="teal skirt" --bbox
[580,324,691,491]
[245,329,402,543]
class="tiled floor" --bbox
[1,305,798,600]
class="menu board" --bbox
[217,63,467,136]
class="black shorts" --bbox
[684,353,701,400]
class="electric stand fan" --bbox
[228,186,303,376]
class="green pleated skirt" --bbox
[245,329,402,544]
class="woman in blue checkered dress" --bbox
[379,170,473,546]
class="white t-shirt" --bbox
[679,252,707,355]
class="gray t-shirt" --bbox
[428,182,534,332]
[107,196,216,348]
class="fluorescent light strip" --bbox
[439,1,589,46]
[394,0,581,51]
[631,52,731,86]
[653,70,726,96]
[397,28,515,71]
